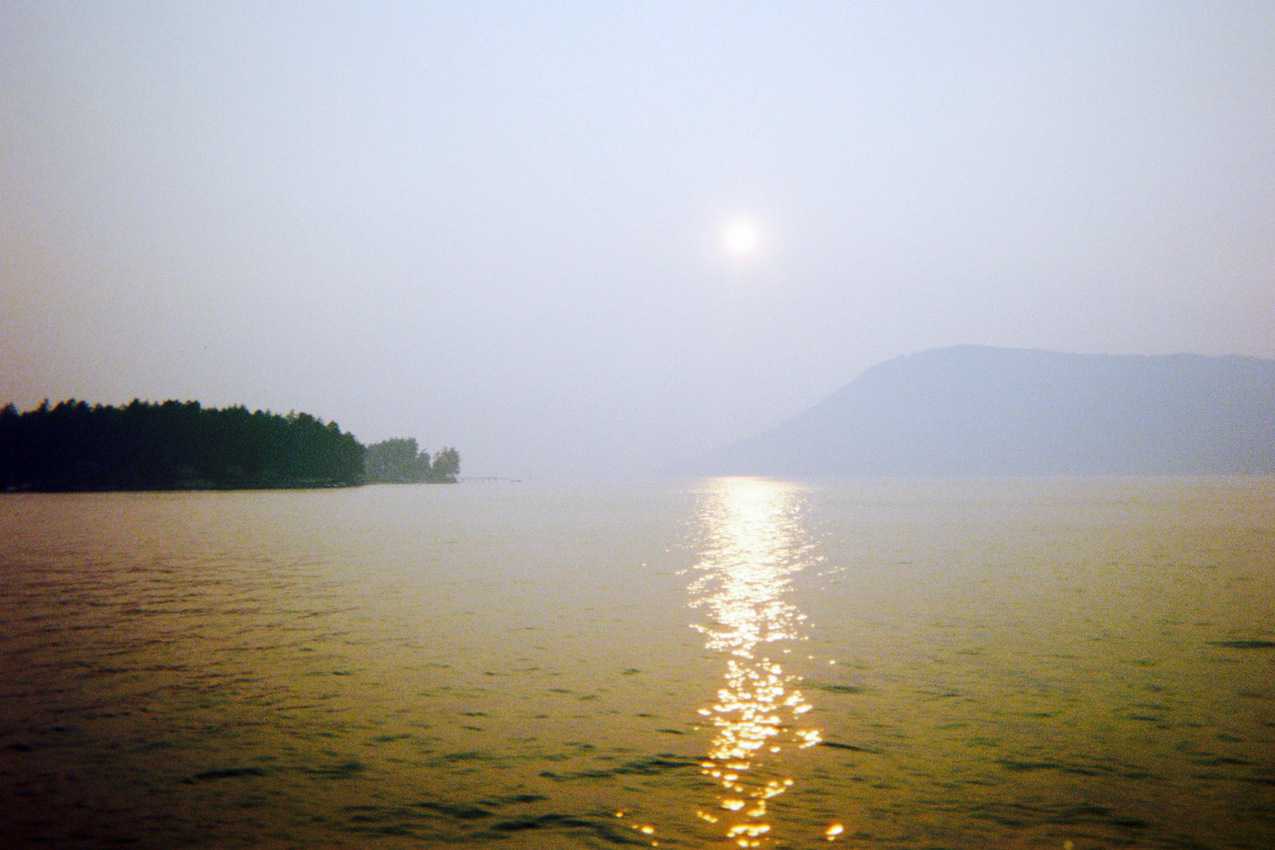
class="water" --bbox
[1,478,1273,849]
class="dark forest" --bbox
[0,399,458,491]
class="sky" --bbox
[2,1,1273,477]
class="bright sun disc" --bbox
[723,218,759,257]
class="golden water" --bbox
[1,477,1273,848]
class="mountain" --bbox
[704,346,1275,476]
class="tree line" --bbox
[364,438,459,483]
[0,399,460,491]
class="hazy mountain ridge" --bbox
[706,346,1275,475]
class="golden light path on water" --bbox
[687,478,842,847]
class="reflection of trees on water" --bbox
[688,478,829,847]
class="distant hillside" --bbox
[704,346,1275,476]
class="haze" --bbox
[3,2,1273,478]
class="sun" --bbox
[722,217,760,258]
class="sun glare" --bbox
[723,218,760,259]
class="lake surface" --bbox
[2,478,1273,849]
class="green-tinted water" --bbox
[1,478,1272,848]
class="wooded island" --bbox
[0,399,459,491]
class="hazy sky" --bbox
[3,1,1273,477]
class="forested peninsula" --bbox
[0,399,460,491]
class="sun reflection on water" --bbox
[688,477,828,847]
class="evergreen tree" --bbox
[0,399,367,490]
